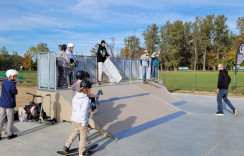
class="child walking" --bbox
[62,80,92,156]
[0,69,19,140]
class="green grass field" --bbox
[0,70,37,87]
[159,71,244,94]
[0,70,243,94]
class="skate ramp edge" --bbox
[113,111,186,139]
[37,83,187,140]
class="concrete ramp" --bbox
[90,83,186,139]
[38,82,186,139]
[135,81,187,106]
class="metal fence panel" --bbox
[37,53,51,88]
[37,53,157,89]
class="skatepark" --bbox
[1,53,244,156]
[0,93,244,156]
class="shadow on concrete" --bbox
[54,92,61,122]
[107,116,136,137]
[16,124,52,137]
[93,102,126,133]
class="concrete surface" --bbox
[1,93,244,156]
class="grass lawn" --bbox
[0,70,37,87]
[159,71,244,94]
[0,70,243,94]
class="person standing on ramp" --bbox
[140,50,150,84]
[57,44,71,88]
[216,64,238,116]
[97,40,110,84]
[150,50,160,82]
[66,43,75,85]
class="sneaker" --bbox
[216,112,224,116]
[0,136,1,140]
[234,109,238,116]
[62,146,70,154]
[152,78,155,82]
[8,134,17,139]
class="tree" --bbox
[206,49,217,69]
[192,17,202,71]
[90,43,99,56]
[27,43,49,60]
[213,15,229,60]
[107,37,115,57]
[237,17,244,36]
[23,52,33,70]
[120,45,130,58]
[142,24,160,54]
[0,46,9,55]
[200,15,214,71]
[168,21,184,70]
[124,35,140,58]
[160,21,171,70]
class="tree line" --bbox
[0,43,49,71]
[113,15,244,71]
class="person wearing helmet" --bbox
[62,80,93,156]
[67,43,75,84]
[71,71,97,98]
[0,69,19,140]
[57,44,71,88]
[71,70,85,97]
[97,40,110,84]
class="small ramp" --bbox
[57,82,186,139]
[135,81,187,106]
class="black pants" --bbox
[58,66,70,86]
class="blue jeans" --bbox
[142,66,147,81]
[217,89,235,113]
[151,66,158,79]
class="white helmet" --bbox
[6,69,19,78]
[68,43,74,48]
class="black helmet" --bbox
[58,44,67,51]
[75,70,85,80]
[84,72,90,79]
[80,80,92,89]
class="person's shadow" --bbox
[93,103,126,128]
[107,116,137,137]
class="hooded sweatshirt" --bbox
[0,79,18,108]
[71,92,90,126]
[97,44,110,62]
[217,69,231,89]
[56,50,70,67]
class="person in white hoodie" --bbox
[62,80,92,156]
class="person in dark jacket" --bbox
[97,40,110,83]
[216,64,238,116]
[0,69,19,140]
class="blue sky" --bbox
[0,0,243,56]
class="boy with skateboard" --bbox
[0,69,19,140]
[62,80,95,156]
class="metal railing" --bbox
[37,52,158,90]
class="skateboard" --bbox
[90,89,103,116]
[57,144,98,156]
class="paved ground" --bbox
[0,93,244,156]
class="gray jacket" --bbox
[57,51,70,67]
[140,54,150,67]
